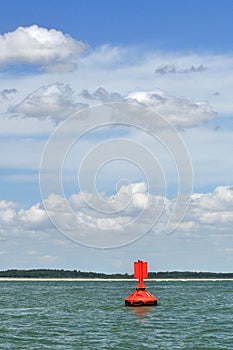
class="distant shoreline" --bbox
[0,278,233,282]
[0,269,233,280]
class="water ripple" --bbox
[0,280,232,349]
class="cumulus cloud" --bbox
[0,25,87,72]
[9,83,88,123]
[8,83,217,127]
[155,63,206,75]
[18,203,51,230]
[126,88,217,128]
[82,87,217,128]
[1,184,233,245]
[31,184,233,236]
[187,186,233,226]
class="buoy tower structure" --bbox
[125,260,158,306]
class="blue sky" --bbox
[2,0,233,50]
[0,1,233,273]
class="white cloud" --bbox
[9,84,216,127]
[0,25,87,72]
[188,186,233,226]
[74,46,233,116]
[9,83,87,123]
[2,42,233,117]
[1,183,233,271]
[1,183,233,244]
[79,86,217,128]
[18,203,51,230]
[126,89,217,128]
[25,183,233,236]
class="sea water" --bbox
[0,280,232,349]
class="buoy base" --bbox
[125,289,158,306]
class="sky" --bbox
[0,0,233,273]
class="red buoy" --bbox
[125,260,158,306]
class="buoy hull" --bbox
[125,289,158,306]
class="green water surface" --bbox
[0,281,232,349]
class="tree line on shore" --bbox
[0,269,232,279]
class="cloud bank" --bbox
[9,85,217,127]
[1,184,233,244]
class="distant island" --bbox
[0,269,233,279]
